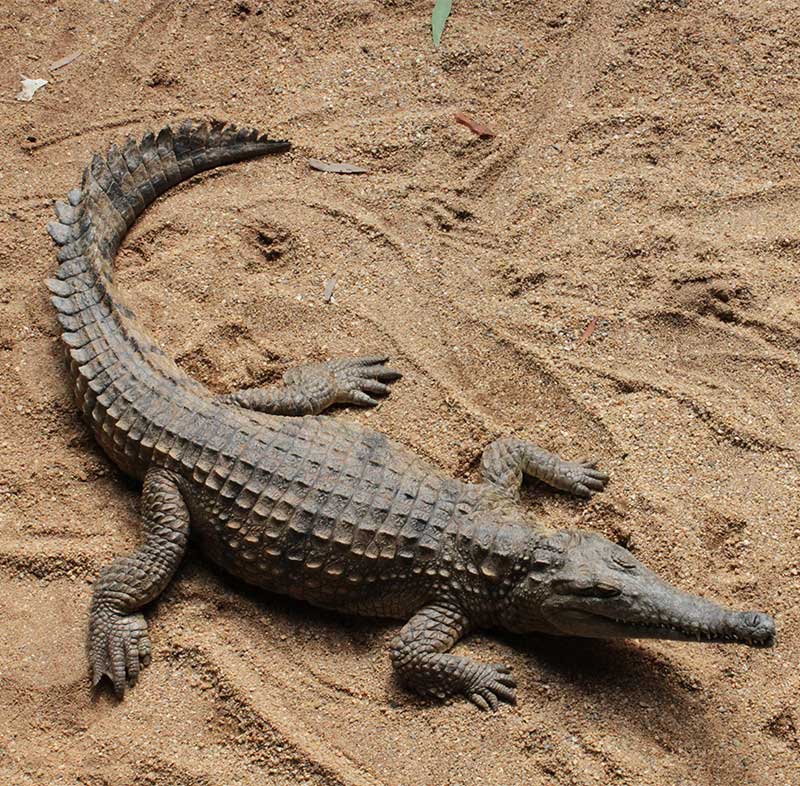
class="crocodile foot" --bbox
[89,609,151,696]
[466,663,517,711]
[557,457,609,498]
[286,354,402,407]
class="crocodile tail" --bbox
[46,118,289,311]
[44,119,290,467]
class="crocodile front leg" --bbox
[221,355,401,415]
[89,467,190,695]
[480,437,608,499]
[390,603,517,711]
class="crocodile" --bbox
[47,120,776,710]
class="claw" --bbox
[470,692,491,711]
[583,477,606,491]
[125,638,141,685]
[359,379,391,396]
[360,364,402,381]
[349,390,379,407]
[492,681,517,703]
[139,635,152,666]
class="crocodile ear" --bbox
[531,548,553,570]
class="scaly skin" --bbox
[48,120,776,710]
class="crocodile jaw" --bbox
[541,578,776,647]
[551,607,776,647]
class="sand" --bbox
[1,1,798,784]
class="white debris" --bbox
[16,76,48,102]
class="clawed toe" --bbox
[583,476,606,491]
[360,364,402,382]
[348,390,379,407]
[359,379,391,396]
[470,691,494,711]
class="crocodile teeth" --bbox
[607,616,754,644]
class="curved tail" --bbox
[46,119,290,475]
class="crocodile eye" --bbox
[612,553,637,571]
[594,581,622,598]
[554,578,622,598]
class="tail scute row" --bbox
[48,117,290,301]
[47,118,290,385]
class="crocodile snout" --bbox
[739,611,775,647]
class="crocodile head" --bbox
[502,530,775,647]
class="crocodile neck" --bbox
[47,121,291,479]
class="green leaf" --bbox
[431,0,452,48]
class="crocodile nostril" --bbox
[744,611,769,629]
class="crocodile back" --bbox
[179,413,478,616]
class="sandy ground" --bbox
[1,1,799,784]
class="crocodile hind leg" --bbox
[480,437,608,499]
[89,467,190,696]
[220,355,401,415]
[390,603,517,711]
